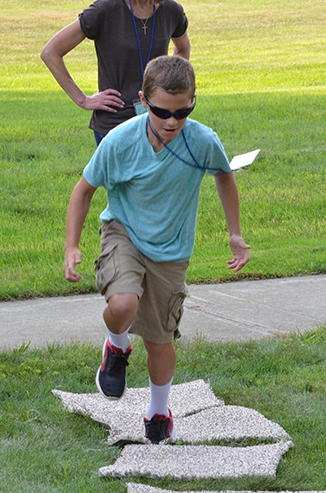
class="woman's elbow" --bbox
[40,44,51,64]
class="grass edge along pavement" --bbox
[1,1,326,488]
[1,326,326,491]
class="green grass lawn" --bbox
[1,327,326,492]
[1,0,325,300]
[1,1,326,491]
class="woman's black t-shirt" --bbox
[79,0,188,134]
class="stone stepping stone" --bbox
[52,379,224,444]
[99,441,293,479]
[127,486,325,493]
[174,405,289,443]
[53,379,293,480]
[53,381,288,445]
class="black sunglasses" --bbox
[144,94,197,120]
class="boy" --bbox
[63,56,250,444]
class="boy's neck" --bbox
[146,122,165,153]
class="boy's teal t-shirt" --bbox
[83,114,231,262]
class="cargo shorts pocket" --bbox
[94,244,118,295]
[166,285,188,332]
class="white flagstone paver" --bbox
[52,380,289,445]
[53,379,293,480]
[127,486,325,493]
[52,379,222,417]
[174,405,289,443]
[52,379,224,444]
[99,441,293,479]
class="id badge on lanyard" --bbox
[133,99,148,116]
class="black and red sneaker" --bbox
[144,408,176,444]
[96,338,132,400]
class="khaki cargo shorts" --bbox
[94,221,189,344]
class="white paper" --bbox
[229,149,260,171]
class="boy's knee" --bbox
[107,293,138,321]
[143,338,174,355]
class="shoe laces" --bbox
[107,352,129,376]
[145,416,168,443]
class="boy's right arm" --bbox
[63,176,97,282]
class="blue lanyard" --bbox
[147,116,229,174]
[129,0,156,79]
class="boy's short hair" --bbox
[142,56,196,98]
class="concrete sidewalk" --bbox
[1,274,326,349]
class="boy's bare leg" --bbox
[143,339,176,385]
[96,293,138,399]
[143,338,176,443]
[103,293,138,334]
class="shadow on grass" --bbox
[1,91,326,300]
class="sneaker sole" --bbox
[169,423,176,441]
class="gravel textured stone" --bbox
[53,379,293,480]
[127,486,325,493]
[174,405,289,443]
[99,441,293,479]
[52,379,224,444]
[52,380,288,445]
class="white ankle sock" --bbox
[106,325,131,353]
[146,377,173,420]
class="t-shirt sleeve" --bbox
[204,130,231,175]
[83,138,115,189]
[171,3,188,38]
[79,0,106,39]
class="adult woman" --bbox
[41,0,190,145]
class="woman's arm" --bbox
[171,31,191,60]
[41,20,124,111]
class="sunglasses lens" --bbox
[175,108,193,119]
[151,107,193,120]
[152,107,171,119]
[145,95,196,120]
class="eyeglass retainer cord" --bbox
[146,115,230,175]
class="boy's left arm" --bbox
[215,171,250,272]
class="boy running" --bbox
[63,55,250,444]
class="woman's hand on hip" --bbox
[81,89,125,112]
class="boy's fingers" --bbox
[63,250,82,282]
[66,260,82,280]
[64,267,82,282]
[73,251,82,265]
[226,250,250,272]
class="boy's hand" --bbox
[63,247,83,282]
[227,235,250,272]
